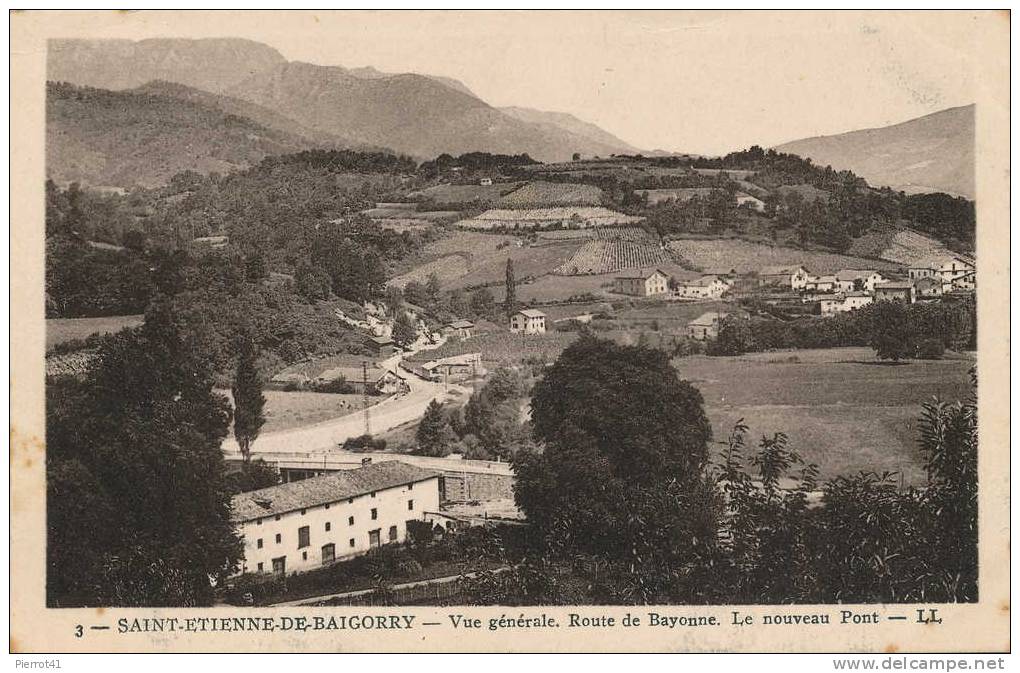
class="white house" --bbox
[834,269,885,293]
[509,308,547,334]
[686,312,728,340]
[874,281,916,304]
[821,292,873,315]
[231,461,441,576]
[613,268,671,297]
[909,255,975,290]
[670,275,732,300]
[735,192,766,212]
[804,274,838,293]
[759,265,809,290]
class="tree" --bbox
[708,316,755,356]
[870,300,915,361]
[385,285,404,316]
[515,337,717,592]
[504,258,517,317]
[391,311,417,348]
[46,297,242,606]
[470,287,496,320]
[232,337,266,462]
[415,400,458,457]
[294,263,332,302]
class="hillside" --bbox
[499,106,640,156]
[47,38,286,94]
[775,105,974,199]
[46,81,322,188]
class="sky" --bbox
[79,10,979,155]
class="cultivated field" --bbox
[848,227,955,267]
[219,388,370,435]
[457,207,642,230]
[553,239,674,275]
[415,182,523,206]
[536,226,654,242]
[496,180,603,208]
[46,314,144,350]
[666,238,901,274]
[672,347,975,485]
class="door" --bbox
[272,556,286,575]
[321,544,335,565]
[369,529,381,548]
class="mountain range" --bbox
[775,105,975,199]
[47,37,641,187]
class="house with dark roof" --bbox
[759,265,809,290]
[612,268,671,297]
[231,461,441,576]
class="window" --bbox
[325,522,331,532]
[274,515,280,521]
[272,556,286,575]
[348,516,354,526]
[298,526,310,549]
[300,509,307,515]
[388,525,398,542]
[349,538,355,548]
[321,544,335,565]
[324,503,330,510]
[371,508,378,520]
[408,500,414,511]
[371,492,376,498]
[256,518,262,526]
[275,533,282,544]
[369,529,381,548]
[408,483,413,491]
[257,562,263,572]
[302,551,307,561]
[348,498,354,504]
[256,538,263,549]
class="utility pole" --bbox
[362,361,371,436]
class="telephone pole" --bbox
[362,361,371,436]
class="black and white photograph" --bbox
[9,8,1010,655]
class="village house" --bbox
[231,461,441,576]
[443,319,475,340]
[509,308,547,334]
[735,192,766,212]
[325,364,404,394]
[670,274,732,300]
[820,292,873,315]
[948,270,976,292]
[874,281,916,304]
[686,311,728,340]
[913,276,944,299]
[834,269,885,293]
[759,265,809,290]
[909,255,976,290]
[804,274,838,293]
[420,353,484,383]
[369,335,396,356]
[613,268,671,297]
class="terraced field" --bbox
[666,238,901,274]
[535,227,655,242]
[848,227,957,267]
[554,239,673,275]
[496,180,603,207]
[415,182,523,206]
[457,207,642,231]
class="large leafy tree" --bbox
[46,296,243,606]
[514,336,718,600]
[870,299,916,361]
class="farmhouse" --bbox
[874,281,916,304]
[686,312,728,340]
[909,255,976,289]
[759,265,809,290]
[444,319,475,339]
[509,308,547,334]
[835,269,885,293]
[231,461,441,576]
[369,335,396,356]
[735,192,766,212]
[949,270,975,291]
[613,268,671,297]
[420,353,484,383]
[913,277,944,299]
[820,292,873,315]
[316,363,404,394]
[670,275,732,300]
[804,275,838,293]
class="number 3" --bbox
[75,624,83,638]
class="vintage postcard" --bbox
[9,9,1010,654]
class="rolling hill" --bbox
[499,106,640,156]
[775,105,974,199]
[46,81,323,188]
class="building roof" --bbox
[447,319,475,329]
[231,461,440,523]
[834,269,879,281]
[760,265,805,276]
[846,291,872,298]
[688,311,728,327]
[913,277,942,289]
[679,274,730,288]
[810,275,837,283]
[876,281,914,290]
[615,267,670,280]
[515,308,546,318]
[370,335,394,345]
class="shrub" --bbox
[342,434,387,452]
[916,338,946,360]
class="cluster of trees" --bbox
[418,151,537,179]
[415,368,532,460]
[399,272,499,325]
[709,298,976,359]
[493,336,977,605]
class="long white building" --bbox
[231,461,441,576]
